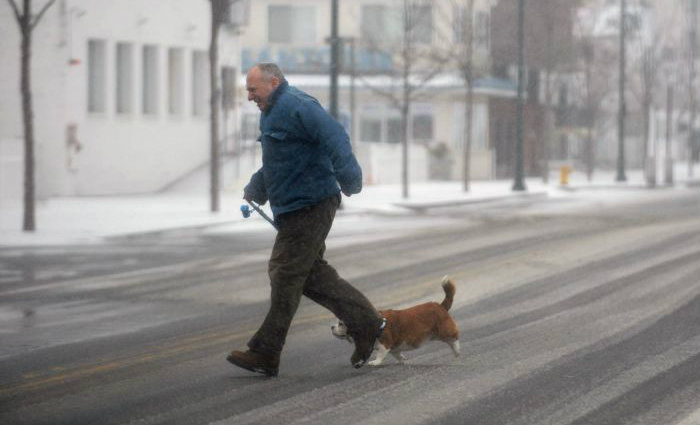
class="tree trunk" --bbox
[665,85,674,185]
[642,98,653,186]
[584,55,594,182]
[401,89,410,199]
[462,0,474,192]
[209,1,221,212]
[21,3,35,232]
[542,68,552,184]
[463,86,473,191]
[400,0,410,199]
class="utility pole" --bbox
[329,0,340,120]
[349,37,356,146]
[463,0,475,192]
[512,0,527,191]
[616,0,627,182]
[665,84,674,185]
[689,0,698,177]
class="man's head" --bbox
[246,63,285,112]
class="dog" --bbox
[331,276,460,366]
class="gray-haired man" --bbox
[226,63,385,376]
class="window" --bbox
[474,12,490,49]
[412,114,433,141]
[360,118,382,143]
[558,83,568,107]
[410,4,432,44]
[87,39,107,113]
[453,4,468,43]
[387,118,402,144]
[361,5,401,44]
[115,43,133,114]
[359,105,435,144]
[192,50,208,117]
[168,48,185,116]
[241,112,260,141]
[142,45,159,115]
[473,104,487,150]
[268,6,316,43]
[362,4,431,44]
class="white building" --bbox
[1,0,244,201]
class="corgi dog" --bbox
[331,276,460,366]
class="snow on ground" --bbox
[1,163,698,247]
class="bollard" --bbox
[560,165,572,186]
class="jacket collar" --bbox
[265,79,288,114]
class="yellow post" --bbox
[560,165,572,186]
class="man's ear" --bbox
[270,76,280,88]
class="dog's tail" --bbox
[440,275,456,311]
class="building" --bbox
[237,0,515,184]
[0,0,244,201]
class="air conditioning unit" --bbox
[222,0,250,30]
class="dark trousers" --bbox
[247,195,380,355]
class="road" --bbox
[1,187,699,425]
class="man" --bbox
[227,63,385,377]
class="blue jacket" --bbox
[244,81,362,218]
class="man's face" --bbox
[246,67,279,112]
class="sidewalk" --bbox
[1,165,698,247]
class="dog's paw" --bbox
[368,359,383,367]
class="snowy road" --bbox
[0,187,699,425]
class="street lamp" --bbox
[329,0,340,120]
[616,0,627,182]
[512,0,527,191]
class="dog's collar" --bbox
[378,317,387,333]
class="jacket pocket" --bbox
[264,130,287,143]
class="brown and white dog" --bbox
[331,276,460,366]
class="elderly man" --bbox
[226,63,385,377]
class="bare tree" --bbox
[432,0,493,191]
[434,1,476,191]
[579,38,616,181]
[359,0,444,199]
[572,0,620,181]
[623,0,680,186]
[5,0,57,232]
[639,46,658,184]
[209,0,246,212]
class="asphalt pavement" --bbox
[0,184,699,424]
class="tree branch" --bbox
[5,0,22,24]
[31,0,57,30]
[356,74,402,110]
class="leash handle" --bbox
[246,200,278,230]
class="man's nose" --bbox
[247,92,254,101]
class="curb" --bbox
[392,191,549,214]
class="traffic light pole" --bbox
[616,0,627,182]
[329,0,340,120]
[512,0,527,191]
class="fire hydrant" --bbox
[560,165,572,186]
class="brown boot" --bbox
[350,318,386,368]
[226,349,280,377]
